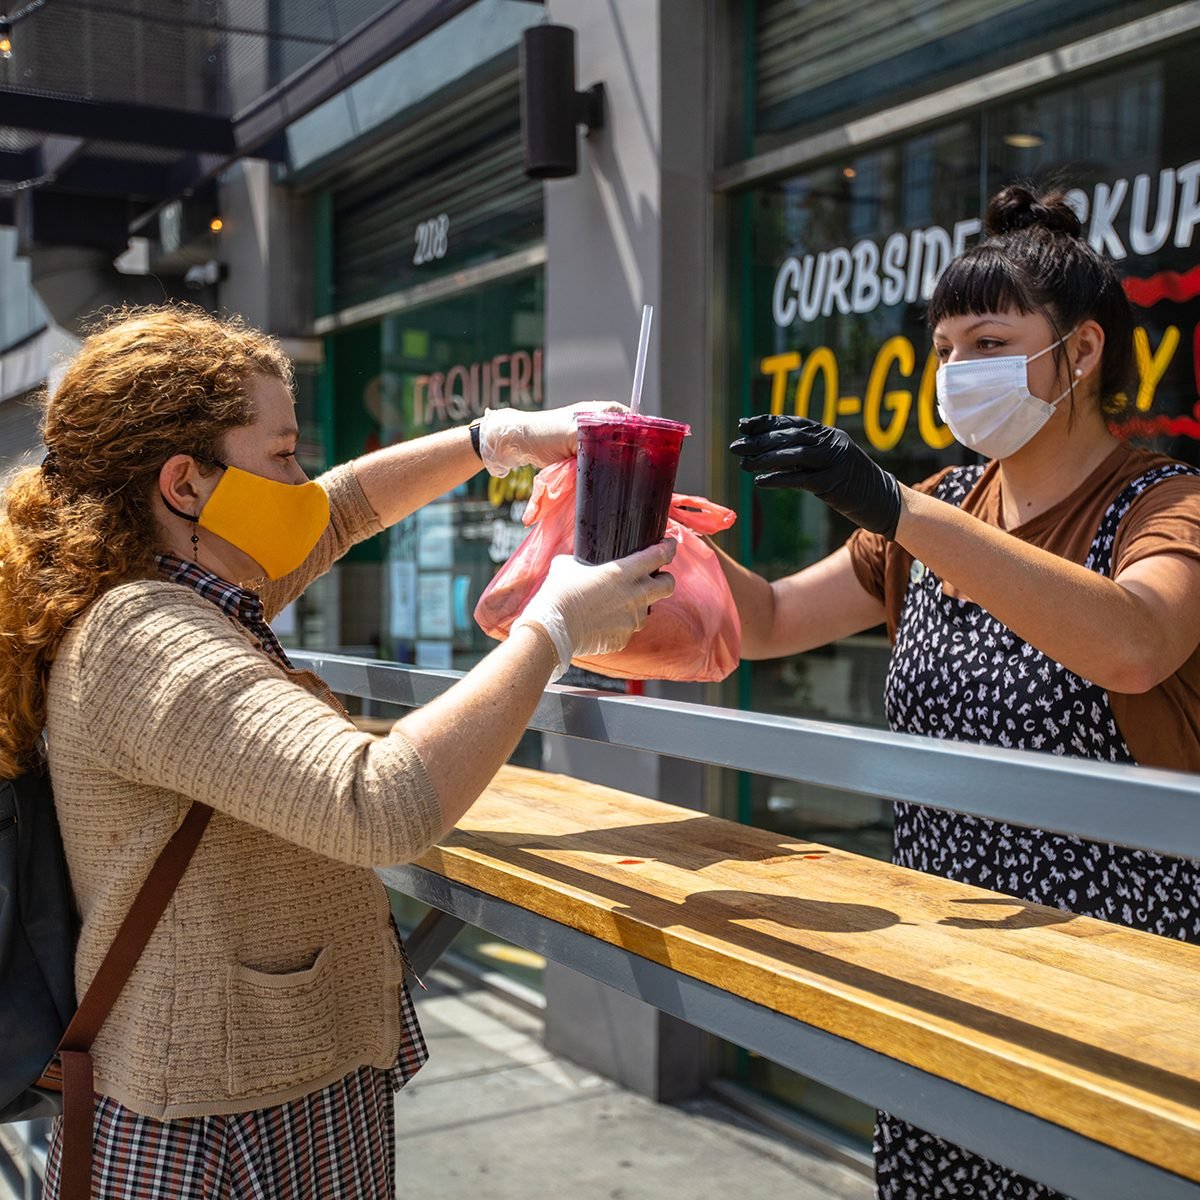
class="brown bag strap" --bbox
[52,801,213,1200]
[57,1051,94,1200]
[58,801,213,1051]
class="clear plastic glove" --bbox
[513,540,677,681]
[479,402,627,477]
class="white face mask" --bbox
[935,328,1078,460]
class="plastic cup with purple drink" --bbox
[573,412,691,564]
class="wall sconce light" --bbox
[1003,131,1045,149]
[520,24,605,179]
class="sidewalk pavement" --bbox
[402,969,873,1200]
[0,969,873,1200]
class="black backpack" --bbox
[0,764,76,1122]
[0,759,210,1198]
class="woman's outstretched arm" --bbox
[710,542,886,659]
[895,486,1200,694]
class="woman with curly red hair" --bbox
[1,304,673,1199]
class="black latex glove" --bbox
[730,414,901,539]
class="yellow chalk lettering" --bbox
[863,336,914,451]
[917,347,954,450]
[1133,325,1180,411]
[487,466,536,507]
[760,353,801,416]
[795,346,839,425]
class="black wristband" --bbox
[468,418,483,459]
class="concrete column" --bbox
[540,0,713,1102]
[218,160,310,336]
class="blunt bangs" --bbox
[926,246,1039,329]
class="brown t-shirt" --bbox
[847,442,1200,771]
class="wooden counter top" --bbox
[412,764,1200,1183]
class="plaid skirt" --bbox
[44,986,428,1199]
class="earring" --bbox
[1074,367,1083,377]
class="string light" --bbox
[208,217,223,233]
[0,3,52,63]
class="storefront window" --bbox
[735,37,1200,849]
[737,119,982,863]
[374,273,546,983]
[320,272,544,672]
[730,31,1200,1139]
[377,272,544,671]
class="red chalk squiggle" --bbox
[1110,406,1200,440]
[1112,268,1200,439]
[1123,265,1200,307]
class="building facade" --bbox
[3,0,1199,1160]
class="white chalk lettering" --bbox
[920,226,953,301]
[773,256,801,326]
[1064,188,1089,224]
[952,218,982,257]
[823,247,853,316]
[799,254,827,323]
[1129,169,1175,256]
[904,229,925,306]
[1174,161,1200,250]
[851,239,881,312]
[881,231,908,306]
[769,157,1200,328]
[1089,179,1129,259]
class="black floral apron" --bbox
[874,463,1200,1200]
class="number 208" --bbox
[413,214,450,265]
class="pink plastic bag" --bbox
[474,459,741,682]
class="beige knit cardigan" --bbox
[45,464,442,1119]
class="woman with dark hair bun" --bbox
[719,184,1200,1199]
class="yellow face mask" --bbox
[163,458,330,580]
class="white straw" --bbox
[629,304,653,415]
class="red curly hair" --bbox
[0,304,293,776]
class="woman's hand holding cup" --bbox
[477,402,628,475]
[513,540,677,680]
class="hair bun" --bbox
[985,184,1082,239]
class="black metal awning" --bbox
[0,0,483,247]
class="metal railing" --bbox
[290,650,1200,1200]
[7,653,1195,1200]
[292,651,1200,859]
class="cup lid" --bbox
[575,412,691,435]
